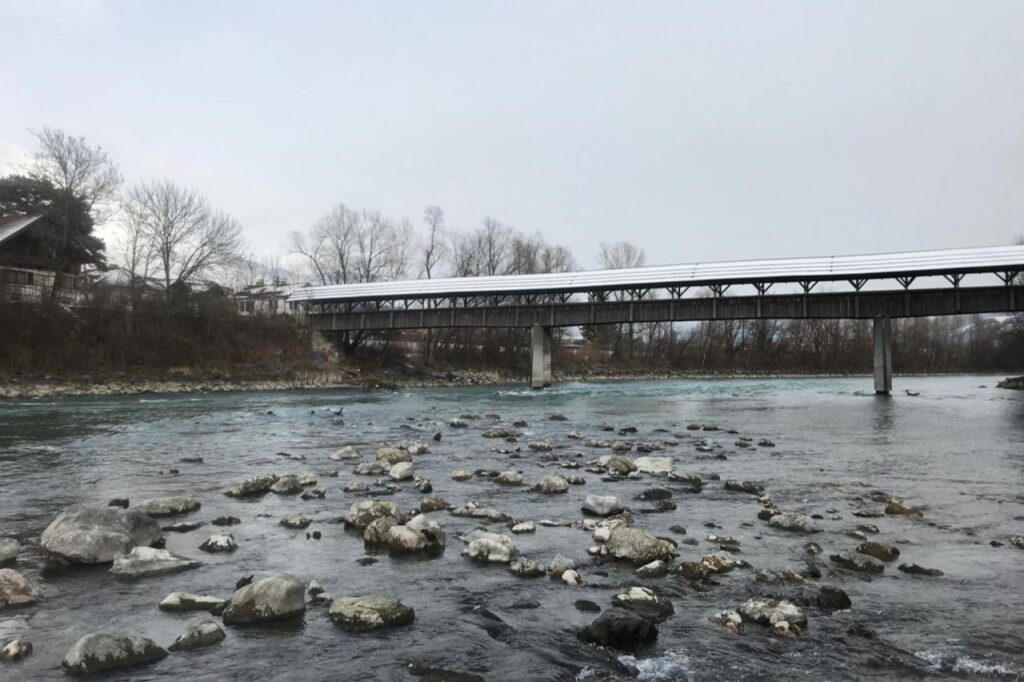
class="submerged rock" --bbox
[40,505,163,564]
[419,496,452,513]
[225,474,278,497]
[724,480,763,495]
[329,594,415,631]
[711,610,744,633]
[212,516,241,526]
[135,496,201,517]
[162,521,202,533]
[0,568,39,607]
[898,563,944,577]
[159,592,225,612]
[597,455,635,475]
[816,585,852,609]
[578,610,658,651]
[110,547,200,579]
[494,471,524,486]
[666,471,704,491]
[548,554,575,579]
[168,619,225,651]
[62,633,167,676]
[508,557,546,577]
[222,575,306,625]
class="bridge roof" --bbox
[289,244,1024,303]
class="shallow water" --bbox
[1,376,1023,681]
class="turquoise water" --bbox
[1,376,1022,680]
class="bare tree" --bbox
[124,180,242,298]
[29,126,122,220]
[597,241,646,270]
[420,206,447,279]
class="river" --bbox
[1,376,1022,681]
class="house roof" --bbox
[0,215,44,247]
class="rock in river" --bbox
[159,592,225,612]
[0,538,19,565]
[199,534,238,553]
[389,461,415,481]
[535,475,569,494]
[724,480,763,495]
[329,594,415,631]
[768,511,821,533]
[831,551,884,574]
[168,619,225,651]
[856,541,900,562]
[462,530,516,563]
[385,515,446,554]
[222,575,306,625]
[280,515,312,529]
[611,586,674,623]
[605,527,676,565]
[578,610,658,652]
[816,585,852,609]
[582,494,624,517]
[347,500,400,529]
[0,638,32,662]
[633,456,672,475]
[898,563,944,577]
[738,597,808,635]
[135,496,201,517]
[40,505,163,564]
[0,568,39,607]
[225,474,279,497]
[110,547,201,579]
[270,475,303,495]
[62,633,167,676]
[509,557,546,577]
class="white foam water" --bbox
[618,649,693,681]
[916,649,1021,677]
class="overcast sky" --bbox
[1,0,1022,269]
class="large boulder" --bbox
[582,495,624,517]
[0,568,39,607]
[40,505,162,564]
[605,527,675,565]
[110,547,201,579]
[329,595,415,631]
[135,497,201,517]
[578,610,657,651]
[389,462,415,481]
[168,619,226,651]
[768,512,820,533]
[62,633,167,676]
[462,530,516,563]
[222,575,306,625]
[199,534,238,553]
[225,474,279,498]
[0,638,32,662]
[633,457,672,475]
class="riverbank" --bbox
[1,364,1018,400]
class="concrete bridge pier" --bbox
[873,317,893,395]
[530,324,553,389]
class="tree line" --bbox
[0,126,1021,378]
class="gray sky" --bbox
[1,0,1022,269]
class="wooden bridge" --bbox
[289,245,1024,392]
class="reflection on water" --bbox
[1,375,1022,681]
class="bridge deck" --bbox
[289,245,1024,304]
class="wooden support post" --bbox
[873,317,892,395]
[530,324,552,389]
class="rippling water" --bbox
[1,376,1023,681]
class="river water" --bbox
[1,376,1023,681]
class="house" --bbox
[233,279,301,315]
[0,214,85,304]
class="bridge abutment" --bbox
[873,317,893,395]
[530,324,553,389]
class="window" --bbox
[1,269,34,285]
